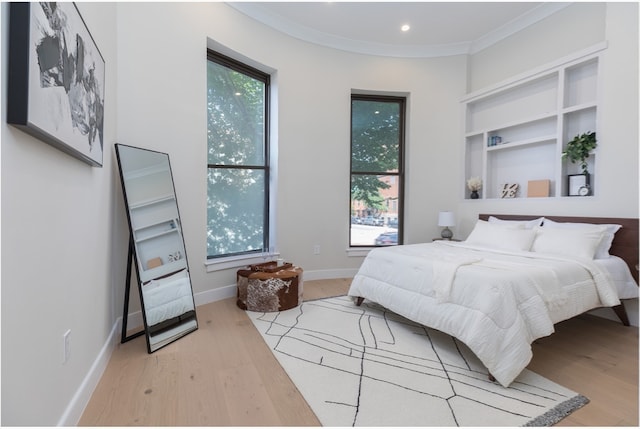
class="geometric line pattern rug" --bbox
[247,296,589,427]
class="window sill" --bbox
[204,252,279,272]
[346,247,373,257]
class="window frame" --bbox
[205,49,272,266]
[349,94,406,249]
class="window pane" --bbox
[207,61,265,166]
[207,168,265,257]
[351,99,400,173]
[350,96,404,248]
[350,174,399,246]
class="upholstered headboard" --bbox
[479,214,639,284]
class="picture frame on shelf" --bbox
[568,174,589,196]
[7,2,105,167]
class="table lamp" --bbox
[438,211,455,240]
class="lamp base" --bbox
[441,227,453,240]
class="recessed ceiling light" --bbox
[401,24,410,32]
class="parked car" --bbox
[364,216,384,226]
[375,231,398,246]
[388,218,398,228]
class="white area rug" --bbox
[247,296,589,427]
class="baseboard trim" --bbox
[191,268,359,307]
[57,320,120,426]
[64,269,355,424]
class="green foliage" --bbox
[351,99,400,211]
[562,131,597,175]
[206,60,267,258]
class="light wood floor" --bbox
[79,278,638,426]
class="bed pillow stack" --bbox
[534,219,622,259]
[469,216,622,260]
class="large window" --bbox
[350,95,405,247]
[206,51,270,259]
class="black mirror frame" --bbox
[115,143,198,353]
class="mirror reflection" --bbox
[115,144,197,352]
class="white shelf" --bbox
[562,101,597,115]
[463,46,603,200]
[130,194,175,210]
[486,135,556,152]
[467,112,557,137]
[140,260,188,283]
[135,224,179,243]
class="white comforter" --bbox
[347,241,620,387]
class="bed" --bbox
[348,214,639,387]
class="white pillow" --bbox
[542,219,621,259]
[465,220,536,251]
[488,215,544,229]
[531,226,607,259]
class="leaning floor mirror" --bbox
[115,143,197,353]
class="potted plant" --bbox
[562,131,597,196]
[562,131,597,175]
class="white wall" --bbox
[1,2,637,425]
[115,2,467,299]
[458,2,638,233]
[1,3,118,426]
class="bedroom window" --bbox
[206,50,270,260]
[350,95,405,247]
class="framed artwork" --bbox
[568,174,590,196]
[7,2,105,167]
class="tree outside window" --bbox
[350,95,405,247]
[206,51,270,258]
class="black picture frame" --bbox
[568,173,589,196]
[7,2,105,167]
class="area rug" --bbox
[247,295,589,427]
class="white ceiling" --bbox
[228,2,572,58]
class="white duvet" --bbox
[347,241,621,387]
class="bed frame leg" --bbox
[613,304,630,326]
[355,297,364,306]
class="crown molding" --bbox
[228,2,572,58]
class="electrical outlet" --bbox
[313,244,321,255]
[63,329,71,364]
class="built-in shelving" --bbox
[462,44,605,200]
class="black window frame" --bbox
[206,49,271,260]
[349,94,405,248]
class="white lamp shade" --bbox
[438,211,455,227]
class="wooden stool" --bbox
[236,262,303,312]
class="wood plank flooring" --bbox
[79,278,638,426]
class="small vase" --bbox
[470,190,479,199]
